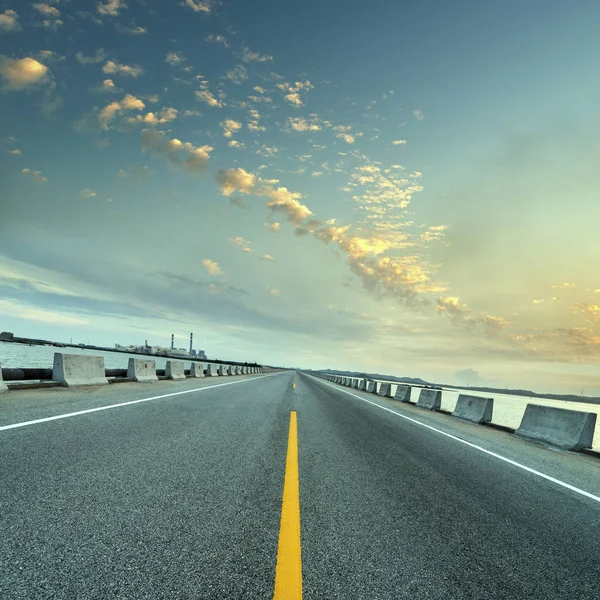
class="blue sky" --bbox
[2,0,600,394]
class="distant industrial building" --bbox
[115,332,206,360]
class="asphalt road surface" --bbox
[1,371,599,599]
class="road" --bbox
[1,371,599,599]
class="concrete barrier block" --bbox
[366,380,376,393]
[417,388,442,410]
[53,353,108,387]
[358,379,366,390]
[515,404,597,451]
[166,360,186,380]
[217,365,224,376]
[353,379,359,388]
[190,363,205,377]
[0,363,8,393]
[226,365,233,376]
[127,358,157,383]
[378,383,392,397]
[453,394,494,424]
[241,366,247,374]
[394,384,412,403]
[206,364,217,377]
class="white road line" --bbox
[306,374,600,505]
[0,373,284,433]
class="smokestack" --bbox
[171,334,174,350]
[189,333,193,355]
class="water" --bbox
[381,381,600,451]
[0,342,207,371]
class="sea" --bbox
[1,342,599,450]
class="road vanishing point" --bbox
[1,371,599,599]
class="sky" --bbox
[1,0,600,395]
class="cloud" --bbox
[552,282,575,290]
[532,299,544,304]
[195,88,223,108]
[93,78,120,93]
[241,47,273,63]
[260,254,274,261]
[572,303,600,322]
[9,148,21,155]
[0,56,49,91]
[97,0,127,17]
[34,4,60,18]
[266,222,280,231]
[206,34,228,47]
[0,9,21,32]
[141,129,213,173]
[21,168,47,183]
[436,296,509,333]
[183,0,213,13]
[76,49,107,65]
[413,108,425,121]
[277,80,313,107]
[127,107,178,126]
[333,125,359,144]
[215,167,257,196]
[166,51,186,67]
[229,237,252,252]
[392,140,407,146]
[102,60,143,78]
[270,288,280,296]
[247,109,265,132]
[116,23,147,35]
[454,368,485,386]
[79,188,98,199]
[0,298,88,326]
[287,116,323,132]
[98,94,145,129]
[220,118,242,138]
[225,65,248,84]
[202,259,222,275]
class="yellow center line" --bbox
[273,411,302,600]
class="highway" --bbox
[1,371,600,599]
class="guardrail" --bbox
[0,354,275,392]
[311,372,599,454]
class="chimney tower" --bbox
[189,333,193,355]
[170,334,174,350]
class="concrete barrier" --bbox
[353,379,359,388]
[378,383,392,397]
[52,353,108,387]
[190,363,205,378]
[0,363,8,393]
[242,367,247,374]
[233,366,240,375]
[393,385,411,402]
[358,379,366,390]
[217,365,224,376]
[206,364,217,377]
[127,358,158,383]
[416,388,441,410]
[166,360,186,381]
[515,404,597,451]
[453,394,494,424]
[226,365,233,375]
[366,380,376,393]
